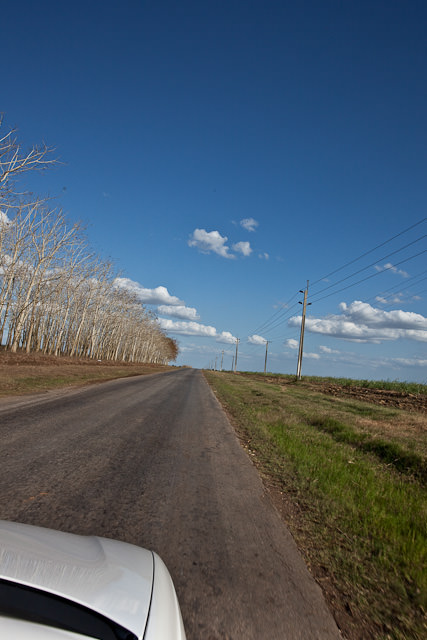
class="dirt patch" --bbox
[240,372,427,413]
[313,382,427,413]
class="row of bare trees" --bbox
[0,117,178,364]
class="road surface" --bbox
[0,368,340,639]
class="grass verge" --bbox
[204,371,426,640]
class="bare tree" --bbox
[0,116,57,205]
[0,117,179,365]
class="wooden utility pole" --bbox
[264,340,269,374]
[234,338,240,373]
[296,281,310,380]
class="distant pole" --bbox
[214,356,217,371]
[296,281,311,380]
[220,350,224,371]
[264,340,269,374]
[234,338,240,373]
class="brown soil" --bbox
[309,381,427,413]
[246,373,427,413]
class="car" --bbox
[0,520,187,640]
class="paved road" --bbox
[0,368,340,639]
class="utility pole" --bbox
[220,350,224,371]
[264,340,269,374]
[214,356,217,371]
[234,338,240,373]
[296,281,311,380]
[231,355,235,371]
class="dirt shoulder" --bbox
[0,349,175,396]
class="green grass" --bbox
[205,371,427,640]
[309,416,426,482]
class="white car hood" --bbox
[0,520,154,639]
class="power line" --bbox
[251,291,300,336]
[311,216,426,288]
[310,234,426,299]
[255,302,301,336]
[411,287,427,298]
[243,218,426,355]
[310,249,427,304]
[365,270,427,303]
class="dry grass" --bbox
[0,349,174,395]
[205,371,427,640]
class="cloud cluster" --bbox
[188,229,234,259]
[284,337,319,358]
[289,300,427,343]
[232,241,252,256]
[157,305,200,321]
[115,277,237,346]
[285,338,299,350]
[114,278,184,306]
[248,334,267,345]
[158,317,237,343]
[189,222,270,259]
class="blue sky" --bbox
[2,0,426,381]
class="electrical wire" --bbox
[310,249,427,304]
[365,270,427,303]
[260,303,301,334]
[310,216,426,288]
[309,234,426,299]
[250,291,300,336]
[243,218,426,349]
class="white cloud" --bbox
[319,345,341,354]
[158,318,217,337]
[258,252,269,260]
[390,357,427,367]
[216,331,237,344]
[374,263,409,278]
[114,278,184,305]
[248,334,267,345]
[158,318,237,343]
[284,338,318,360]
[285,338,299,350]
[157,305,200,320]
[240,217,258,232]
[232,241,252,257]
[289,301,427,343]
[188,229,234,259]
[375,294,404,305]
